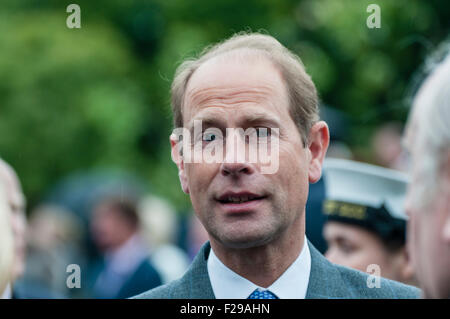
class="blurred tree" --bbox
[0,12,150,206]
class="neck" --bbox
[210,216,305,288]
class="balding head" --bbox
[171,32,319,147]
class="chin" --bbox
[215,229,275,249]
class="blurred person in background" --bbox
[1,158,61,298]
[320,105,354,161]
[372,122,409,172]
[404,52,450,299]
[88,196,162,298]
[23,204,85,298]
[186,213,209,261]
[0,180,14,297]
[138,195,190,284]
[304,175,327,254]
[174,211,209,261]
[322,159,416,285]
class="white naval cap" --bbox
[322,158,409,220]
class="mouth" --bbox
[215,192,268,213]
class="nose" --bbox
[220,132,255,177]
[221,161,254,176]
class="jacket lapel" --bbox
[182,241,216,299]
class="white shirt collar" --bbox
[207,236,311,299]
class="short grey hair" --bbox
[408,53,450,207]
[170,32,319,146]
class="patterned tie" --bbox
[247,288,279,299]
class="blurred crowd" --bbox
[0,157,209,298]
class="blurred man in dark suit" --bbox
[89,196,162,298]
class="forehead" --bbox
[183,52,289,125]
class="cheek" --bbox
[186,164,209,188]
[278,146,309,202]
[329,247,367,271]
[185,163,218,204]
[349,247,388,273]
[348,254,371,271]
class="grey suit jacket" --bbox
[134,241,420,299]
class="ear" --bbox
[170,133,189,194]
[308,121,330,183]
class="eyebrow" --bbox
[243,111,281,128]
[187,115,226,134]
[187,111,282,134]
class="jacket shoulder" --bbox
[335,264,421,299]
[132,242,215,299]
[131,277,185,299]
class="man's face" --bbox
[172,54,326,249]
[404,106,450,298]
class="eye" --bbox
[203,132,217,142]
[256,128,271,138]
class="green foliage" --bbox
[0,11,150,205]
